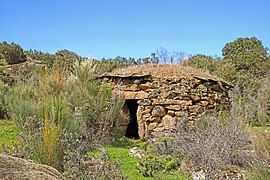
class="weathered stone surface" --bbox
[142,113,151,119]
[124,91,149,99]
[175,111,188,117]
[124,84,140,91]
[139,83,152,90]
[152,106,166,117]
[129,147,144,158]
[137,105,145,139]
[145,105,154,110]
[0,154,64,180]
[188,120,195,128]
[143,109,151,114]
[167,110,175,116]
[197,84,208,92]
[138,99,152,106]
[153,99,192,105]
[200,101,209,107]
[148,122,158,131]
[190,95,200,102]
[162,115,176,129]
[148,116,161,123]
[189,105,203,113]
[166,105,182,110]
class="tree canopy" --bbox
[222,37,268,78]
[0,41,27,65]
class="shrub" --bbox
[62,132,126,180]
[36,69,66,100]
[0,41,27,64]
[188,54,216,73]
[0,81,9,119]
[172,115,253,178]
[137,137,182,177]
[252,131,270,164]
[4,83,37,128]
[229,77,270,127]
[67,59,128,142]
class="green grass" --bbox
[0,120,20,152]
[0,121,189,179]
[105,137,190,180]
[249,126,270,135]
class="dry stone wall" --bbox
[100,75,231,140]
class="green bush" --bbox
[188,54,218,73]
[0,41,27,64]
[137,137,182,177]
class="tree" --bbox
[156,47,186,64]
[54,49,81,71]
[217,37,269,88]
[0,41,27,64]
[222,37,268,78]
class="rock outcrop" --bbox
[0,154,64,180]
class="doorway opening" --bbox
[125,99,139,139]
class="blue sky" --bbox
[1,0,269,59]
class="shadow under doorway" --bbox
[125,99,139,139]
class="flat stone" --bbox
[138,99,152,106]
[175,111,188,117]
[152,105,166,117]
[166,105,182,110]
[190,95,200,102]
[189,105,203,113]
[139,83,152,90]
[124,91,149,99]
[167,110,175,116]
[153,99,192,105]
[124,84,140,91]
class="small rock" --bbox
[129,147,144,158]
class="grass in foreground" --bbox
[0,120,20,153]
[104,138,190,180]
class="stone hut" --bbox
[98,64,233,140]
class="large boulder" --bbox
[0,154,64,180]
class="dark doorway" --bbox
[125,100,139,139]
